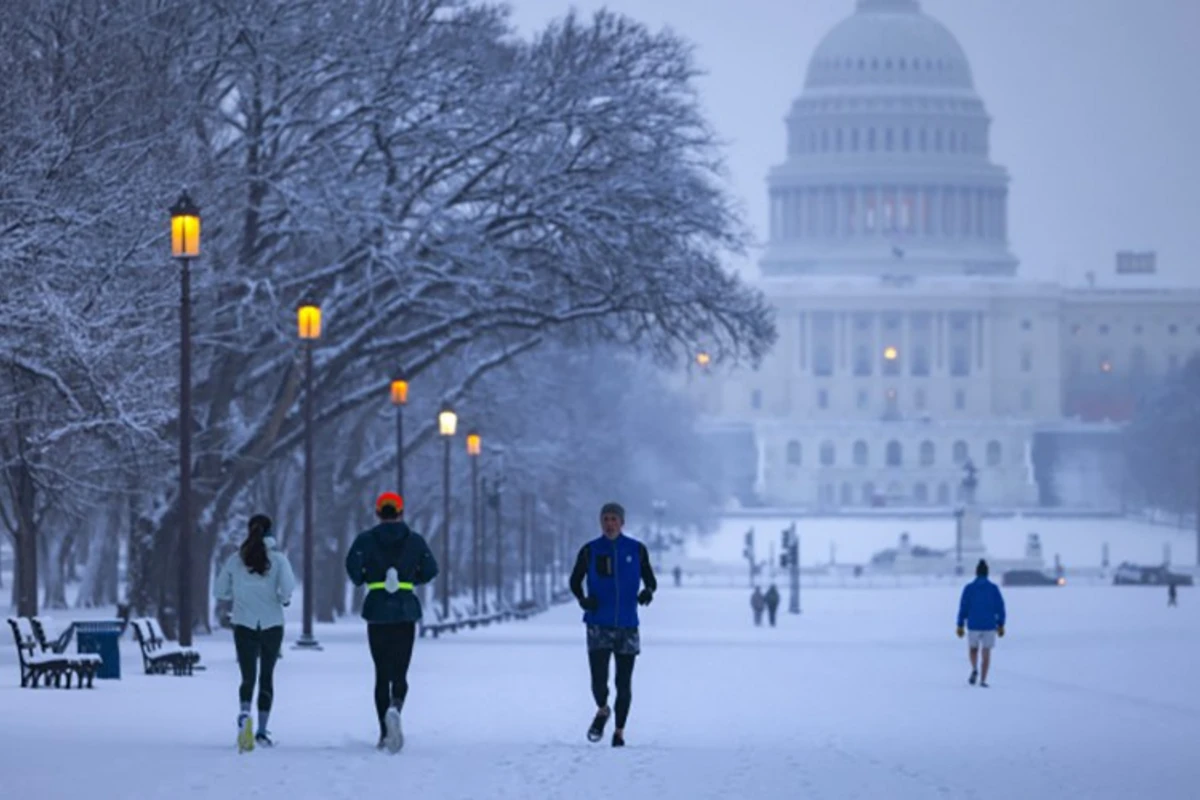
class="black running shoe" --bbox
[969,670,978,686]
[587,709,610,743]
[255,731,274,748]
[980,681,989,688]
[612,732,625,748]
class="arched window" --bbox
[863,482,876,505]
[953,440,969,465]
[853,440,869,467]
[840,482,854,506]
[786,440,802,466]
[820,441,836,467]
[937,483,950,505]
[920,440,935,467]
[886,440,903,467]
[913,483,929,504]
[986,440,1002,467]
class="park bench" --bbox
[7,617,83,689]
[30,617,101,687]
[130,618,202,675]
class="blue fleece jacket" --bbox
[957,576,1006,631]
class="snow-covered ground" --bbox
[3,581,1198,799]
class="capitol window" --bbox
[820,441,836,467]
[851,129,860,151]
[902,129,911,152]
[853,440,869,467]
[835,129,844,152]
[1021,348,1033,372]
[885,129,894,151]
[986,441,1002,467]
[937,483,951,505]
[862,482,876,505]
[955,389,966,410]
[920,441,935,467]
[786,441,802,466]
[856,389,869,410]
[868,128,877,151]
[840,483,854,506]
[919,129,928,151]
[1168,324,1178,335]
[953,440,969,465]
[818,388,829,409]
[913,483,928,504]
[914,388,927,410]
[886,441,903,467]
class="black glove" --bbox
[579,595,599,611]
[637,589,654,606]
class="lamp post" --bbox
[652,499,666,573]
[438,404,458,619]
[296,299,322,649]
[490,476,504,607]
[390,372,408,498]
[169,190,200,647]
[466,430,481,612]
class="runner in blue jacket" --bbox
[956,559,1006,687]
[569,502,656,747]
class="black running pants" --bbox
[368,622,416,735]
[233,624,284,711]
[588,650,637,728]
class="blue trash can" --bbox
[75,620,124,679]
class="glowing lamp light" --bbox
[696,352,712,367]
[1057,577,1066,586]
[1100,360,1113,373]
[883,346,899,361]
[169,190,201,259]
[297,301,321,340]
[390,377,409,406]
[438,405,458,437]
[466,430,481,456]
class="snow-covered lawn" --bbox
[3,583,1197,799]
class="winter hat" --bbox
[976,559,989,578]
[375,492,404,515]
[600,502,625,521]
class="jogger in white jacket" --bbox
[214,514,296,750]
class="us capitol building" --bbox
[698,0,1200,511]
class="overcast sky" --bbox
[506,0,1200,287]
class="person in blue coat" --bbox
[569,502,657,747]
[956,559,1007,688]
[345,492,439,752]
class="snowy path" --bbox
[3,585,1197,799]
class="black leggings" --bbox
[368,622,416,735]
[588,650,637,728]
[233,625,283,711]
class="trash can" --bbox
[75,620,124,679]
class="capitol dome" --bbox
[805,0,974,92]
[761,0,1017,279]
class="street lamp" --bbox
[438,404,458,619]
[466,430,481,612]
[170,190,200,647]
[295,299,322,650]
[490,475,505,608]
[696,352,711,368]
[390,371,408,498]
[651,499,666,572]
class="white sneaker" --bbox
[384,707,404,753]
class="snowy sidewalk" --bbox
[3,585,1197,799]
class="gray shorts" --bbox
[968,629,997,649]
[587,624,640,655]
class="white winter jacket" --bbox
[214,537,296,629]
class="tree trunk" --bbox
[9,458,39,617]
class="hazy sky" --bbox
[507,0,1200,287]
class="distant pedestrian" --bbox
[569,502,657,748]
[764,584,781,627]
[1168,582,1177,607]
[673,565,682,587]
[751,586,765,626]
[214,514,296,752]
[345,492,439,753]
[956,559,1006,688]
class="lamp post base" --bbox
[292,634,323,651]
